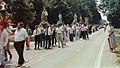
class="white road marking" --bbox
[94,36,107,68]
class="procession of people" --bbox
[0,20,100,67]
[0,0,117,68]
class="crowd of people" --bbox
[0,0,117,68]
[0,19,100,67]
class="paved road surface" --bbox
[5,29,119,68]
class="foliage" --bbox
[9,0,34,25]
[99,0,120,27]
[4,0,102,25]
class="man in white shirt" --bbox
[33,25,41,50]
[75,24,80,40]
[14,22,28,67]
[0,23,9,67]
[45,25,52,49]
[39,24,45,47]
[69,25,74,42]
[66,24,71,41]
[84,24,89,40]
[51,24,57,47]
[80,24,86,39]
[56,24,64,48]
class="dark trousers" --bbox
[45,35,51,49]
[41,34,45,47]
[4,49,12,60]
[14,40,25,65]
[52,35,57,46]
[85,31,89,39]
[80,31,86,39]
[89,27,92,34]
[4,39,12,60]
[35,35,40,49]
[69,34,74,42]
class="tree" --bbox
[33,0,44,24]
[43,0,73,24]
[10,0,33,25]
[99,0,120,27]
[5,0,101,25]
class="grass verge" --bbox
[115,36,120,66]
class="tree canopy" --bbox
[3,0,102,26]
[99,0,120,27]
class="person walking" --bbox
[66,24,71,41]
[39,24,45,47]
[88,24,92,35]
[14,22,29,67]
[51,24,57,47]
[4,23,13,62]
[84,24,89,40]
[80,24,86,40]
[26,24,32,50]
[56,24,64,48]
[33,25,41,50]
[0,23,9,67]
[75,24,80,40]
[45,25,52,49]
[69,25,74,42]
[62,23,67,46]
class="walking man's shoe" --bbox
[9,55,12,61]
[26,47,30,50]
[0,64,5,68]
[15,64,22,67]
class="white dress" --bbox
[106,25,116,48]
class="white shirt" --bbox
[81,26,85,31]
[14,28,28,42]
[76,26,80,32]
[45,27,52,35]
[0,29,9,49]
[56,27,63,34]
[33,28,41,36]
[72,25,76,31]
[39,26,45,34]
[67,26,70,31]
[106,25,114,36]
[69,27,74,34]
[84,26,88,31]
[5,27,13,39]
[51,27,55,35]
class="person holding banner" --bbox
[106,21,116,53]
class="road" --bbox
[5,29,118,68]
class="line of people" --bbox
[30,23,98,51]
[0,21,99,67]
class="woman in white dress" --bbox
[106,22,116,53]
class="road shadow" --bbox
[4,65,31,68]
[20,66,31,68]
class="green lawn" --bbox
[115,36,120,65]
[115,29,120,35]
[116,36,120,47]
